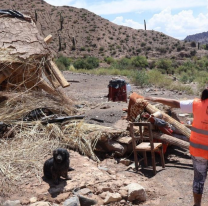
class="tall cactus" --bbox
[198,42,200,50]
[35,10,37,22]
[72,36,76,50]
[60,13,64,31]
[144,19,146,30]
[58,35,62,51]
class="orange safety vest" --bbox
[190,98,208,159]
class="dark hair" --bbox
[201,89,208,101]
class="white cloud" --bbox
[112,9,208,39]
[148,8,208,39]
[45,0,207,14]
[113,16,143,29]
[87,0,207,15]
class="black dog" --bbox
[43,148,73,184]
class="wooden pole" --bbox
[48,60,70,88]
[144,130,190,149]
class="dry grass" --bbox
[0,91,103,197]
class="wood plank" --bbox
[44,65,60,88]
[44,34,52,44]
[116,136,132,144]
[48,60,70,88]
[135,142,162,151]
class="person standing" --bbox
[144,88,208,206]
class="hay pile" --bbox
[0,91,103,197]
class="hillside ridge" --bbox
[1,0,207,59]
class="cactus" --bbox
[72,36,76,50]
[198,42,200,50]
[144,19,146,30]
[60,13,64,31]
[58,35,62,51]
[35,10,37,22]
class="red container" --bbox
[108,79,127,102]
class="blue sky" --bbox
[44,0,208,40]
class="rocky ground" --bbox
[1,72,208,206]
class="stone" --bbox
[125,183,146,202]
[3,200,21,206]
[55,193,70,204]
[77,188,92,195]
[99,192,108,199]
[29,197,37,203]
[63,196,80,206]
[118,189,128,198]
[30,201,51,206]
[103,140,127,156]
[97,186,113,194]
[119,158,132,166]
[78,195,97,206]
[103,192,122,204]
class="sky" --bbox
[44,0,208,40]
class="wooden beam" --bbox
[48,60,70,88]
[37,78,57,95]
[44,65,60,88]
[144,130,189,149]
[44,34,52,44]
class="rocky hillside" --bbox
[184,31,208,45]
[1,0,207,59]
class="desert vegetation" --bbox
[56,55,208,95]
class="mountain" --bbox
[184,32,208,45]
[1,0,207,59]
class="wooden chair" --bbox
[130,122,165,175]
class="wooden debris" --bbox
[44,34,52,44]
[143,130,189,149]
[145,102,191,139]
[116,136,132,144]
[48,60,70,88]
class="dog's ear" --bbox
[53,149,58,157]
[65,150,69,159]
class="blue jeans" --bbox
[192,155,208,194]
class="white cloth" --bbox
[180,100,193,113]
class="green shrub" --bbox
[131,70,149,87]
[55,56,72,70]
[179,73,189,83]
[156,59,172,73]
[131,56,148,68]
[73,57,99,70]
[104,56,115,64]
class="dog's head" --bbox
[53,148,69,164]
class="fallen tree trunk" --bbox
[144,130,190,150]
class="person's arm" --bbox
[144,96,180,108]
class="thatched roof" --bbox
[0,11,70,102]
[0,12,50,63]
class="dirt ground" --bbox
[63,71,208,206]
[1,72,208,206]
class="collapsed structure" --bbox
[0,10,70,103]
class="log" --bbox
[44,34,52,44]
[145,102,191,139]
[37,78,57,95]
[44,65,60,88]
[48,60,70,88]
[144,130,189,149]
